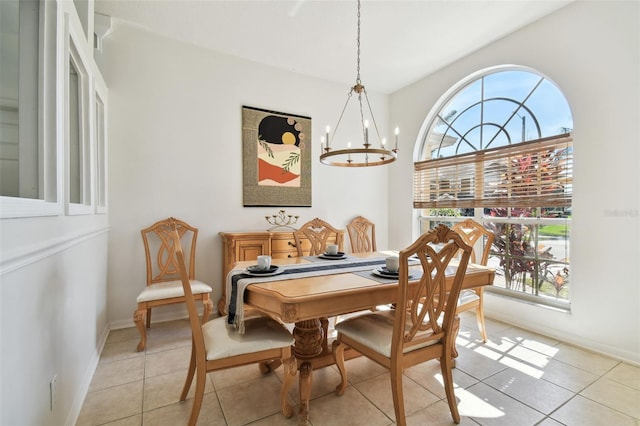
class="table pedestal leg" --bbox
[293,319,323,425]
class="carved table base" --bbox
[283,314,462,425]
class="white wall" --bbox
[389,0,639,363]
[0,216,109,425]
[95,22,395,328]
[0,0,110,423]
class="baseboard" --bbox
[110,307,218,330]
[66,322,110,425]
[485,311,640,367]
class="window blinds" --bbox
[413,134,572,209]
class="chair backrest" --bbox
[393,224,472,359]
[141,217,198,285]
[171,226,207,365]
[452,219,494,265]
[293,218,344,256]
[347,216,377,253]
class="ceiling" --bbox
[94,0,573,94]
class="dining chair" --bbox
[293,217,345,350]
[346,215,376,253]
[345,215,382,315]
[172,226,296,426]
[452,219,495,343]
[134,217,213,351]
[293,217,345,256]
[332,224,472,425]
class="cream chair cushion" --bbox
[335,311,439,358]
[137,280,212,303]
[458,289,480,305]
[203,316,295,361]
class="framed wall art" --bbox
[242,106,312,207]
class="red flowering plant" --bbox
[485,207,568,297]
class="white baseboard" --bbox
[66,322,110,426]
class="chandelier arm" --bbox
[362,88,383,146]
[358,92,367,145]
[330,91,354,147]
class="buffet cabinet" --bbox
[217,230,340,314]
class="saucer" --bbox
[376,267,399,276]
[372,268,412,279]
[245,265,282,276]
[319,252,347,260]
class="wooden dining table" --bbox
[229,251,495,425]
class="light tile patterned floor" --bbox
[77,313,640,425]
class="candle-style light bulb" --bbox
[394,127,399,150]
[382,137,386,147]
[325,125,331,148]
[364,120,369,146]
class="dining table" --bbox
[226,250,495,425]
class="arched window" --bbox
[414,66,573,308]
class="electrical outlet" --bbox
[49,375,57,411]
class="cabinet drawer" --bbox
[271,237,311,253]
[271,250,298,259]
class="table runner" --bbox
[226,256,388,333]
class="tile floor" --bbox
[77,312,640,426]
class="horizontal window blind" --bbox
[414,134,572,209]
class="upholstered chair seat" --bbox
[335,311,440,358]
[202,316,294,361]
[136,280,212,303]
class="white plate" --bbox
[243,266,283,277]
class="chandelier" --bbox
[319,0,398,167]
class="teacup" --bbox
[385,256,400,273]
[257,255,272,270]
[326,244,339,255]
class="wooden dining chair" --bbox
[133,217,213,351]
[293,217,344,256]
[347,215,376,253]
[332,224,472,425]
[345,215,382,315]
[452,219,495,343]
[172,226,296,426]
[293,218,345,349]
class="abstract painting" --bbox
[242,106,312,207]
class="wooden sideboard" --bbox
[218,230,342,314]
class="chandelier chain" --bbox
[356,0,361,85]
